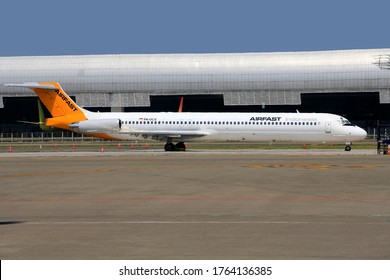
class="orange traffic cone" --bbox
[101,145,104,152]
[118,143,121,149]
[145,143,149,149]
[9,146,12,153]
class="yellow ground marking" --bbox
[246,164,378,170]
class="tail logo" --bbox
[55,89,78,112]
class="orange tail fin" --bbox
[32,82,83,117]
[4,82,87,129]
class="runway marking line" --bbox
[14,220,390,226]
[0,163,382,180]
[1,196,390,203]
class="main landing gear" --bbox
[164,141,186,152]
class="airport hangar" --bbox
[1,48,390,133]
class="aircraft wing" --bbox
[119,129,210,141]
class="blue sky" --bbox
[1,0,390,56]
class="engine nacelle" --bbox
[69,119,121,133]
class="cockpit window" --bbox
[340,117,354,126]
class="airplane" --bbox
[4,82,367,151]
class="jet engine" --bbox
[69,119,121,133]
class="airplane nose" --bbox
[357,127,367,139]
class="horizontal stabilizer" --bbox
[4,82,57,90]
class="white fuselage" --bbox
[81,111,367,143]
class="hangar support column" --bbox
[380,90,390,103]
[110,93,124,112]
[111,106,124,112]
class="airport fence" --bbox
[0,129,380,143]
[0,131,103,143]
[0,126,383,153]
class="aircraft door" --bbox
[325,120,331,133]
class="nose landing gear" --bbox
[345,142,352,151]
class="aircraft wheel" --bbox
[345,145,352,152]
[175,142,186,151]
[164,143,175,151]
